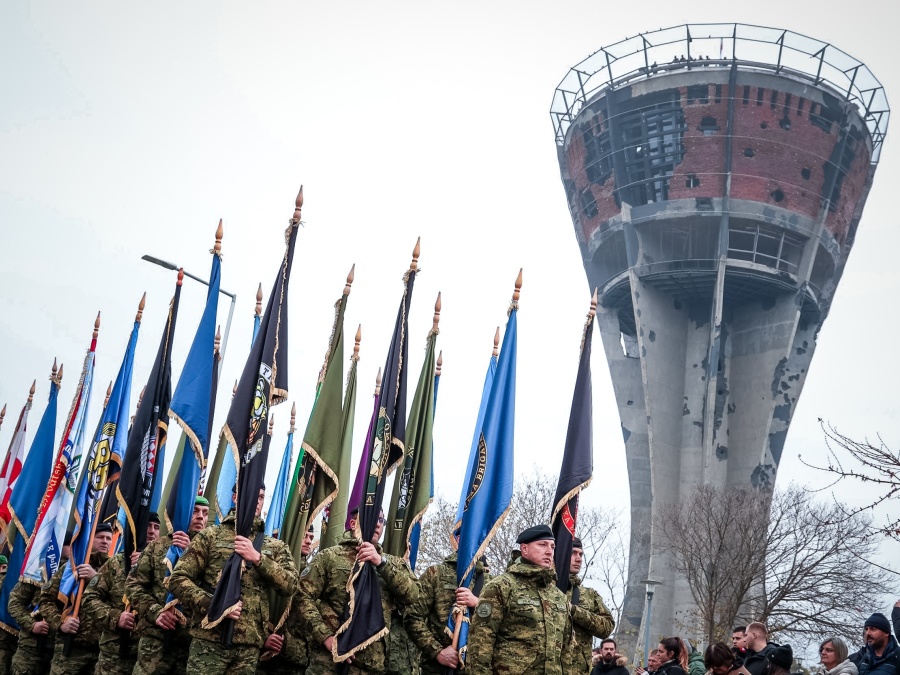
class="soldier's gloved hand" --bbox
[172,531,190,549]
[31,620,49,635]
[356,542,382,566]
[455,588,479,608]
[117,611,136,631]
[226,600,243,620]
[234,536,261,565]
[76,564,97,581]
[155,609,178,630]
[130,551,140,567]
[61,617,80,634]
[437,646,460,668]
[264,633,284,654]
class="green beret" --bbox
[195,496,210,507]
[0,555,7,565]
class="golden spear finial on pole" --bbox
[93,312,101,341]
[214,325,222,355]
[132,386,145,425]
[255,283,263,318]
[232,380,238,398]
[436,351,443,377]
[290,402,296,434]
[431,292,442,335]
[291,186,304,224]
[50,358,64,386]
[104,380,113,409]
[492,327,500,357]
[581,288,599,353]
[410,237,421,272]
[590,287,598,317]
[136,293,146,324]
[374,367,383,397]
[0,404,6,430]
[344,264,355,297]
[268,413,275,436]
[28,380,36,404]
[508,268,523,314]
[353,325,362,362]
[213,219,223,257]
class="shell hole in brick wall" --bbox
[760,121,768,129]
[779,116,792,130]
[770,189,785,202]
[801,167,811,180]
[743,148,755,157]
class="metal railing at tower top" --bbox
[550,23,890,163]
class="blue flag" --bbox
[452,349,498,537]
[451,303,518,666]
[265,424,293,537]
[0,370,61,633]
[61,317,139,611]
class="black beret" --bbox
[95,523,113,535]
[516,524,555,545]
[573,537,583,549]
[148,513,160,525]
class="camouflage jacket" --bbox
[168,514,299,649]
[82,552,137,657]
[125,534,197,641]
[277,554,308,666]
[405,552,490,661]
[40,551,108,647]
[297,531,420,672]
[8,579,55,649]
[468,560,573,675]
[565,575,614,675]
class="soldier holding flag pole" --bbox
[169,188,302,674]
[550,289,614,675]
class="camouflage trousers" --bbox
[94,648,137,674]
[9,641,53,675]
[307,648,382,675]
[49,640,99,675]
[133,633,191,675]
[0,633,15,675]
[185,638,259,675]
[256,653,306,675]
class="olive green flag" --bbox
[384,325,437,559]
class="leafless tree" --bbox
[655,485,771,644]
[416,469,627,623]
[801,421,900,541]
[657,483,893,650]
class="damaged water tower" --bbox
[551,24,888,644]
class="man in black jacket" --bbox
[592,639,630,675]
[743,623,777,675]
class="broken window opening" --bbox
[742,85,750,105]
[686,174,700,188]
[580,188,599,219]
[714,84,722,103]
[757,87,765,106]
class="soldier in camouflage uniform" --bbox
[565,538,614,675]
[405,552,490,675]
[8,535,69,675]
[257,524,316,675]
[41,523,113,675]
[297,509,420,675]
[168,486,299,675]
[0,555,17,675]
[83,515,162,675]
[126,497,210,675]
[469,525,573,675]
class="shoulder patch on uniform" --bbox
[476,602,492,617]
[88,576,99,587]
[300,566,311,578]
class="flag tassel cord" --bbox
[168,410,206,468]
[331,543,388,663]
[550,478,593,525]
[459,502,511,587]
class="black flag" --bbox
[334,241,418,663]
[551,292,596,593]
[116,273,183,571]
[203,195,300,632]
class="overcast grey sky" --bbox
[1,1,897,583]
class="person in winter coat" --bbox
[591,639,629,675]
[704,642,751,675]
[819,637,858,675]
[743,623,778,675]
[655,638,688,675]
[850,613,900,675]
